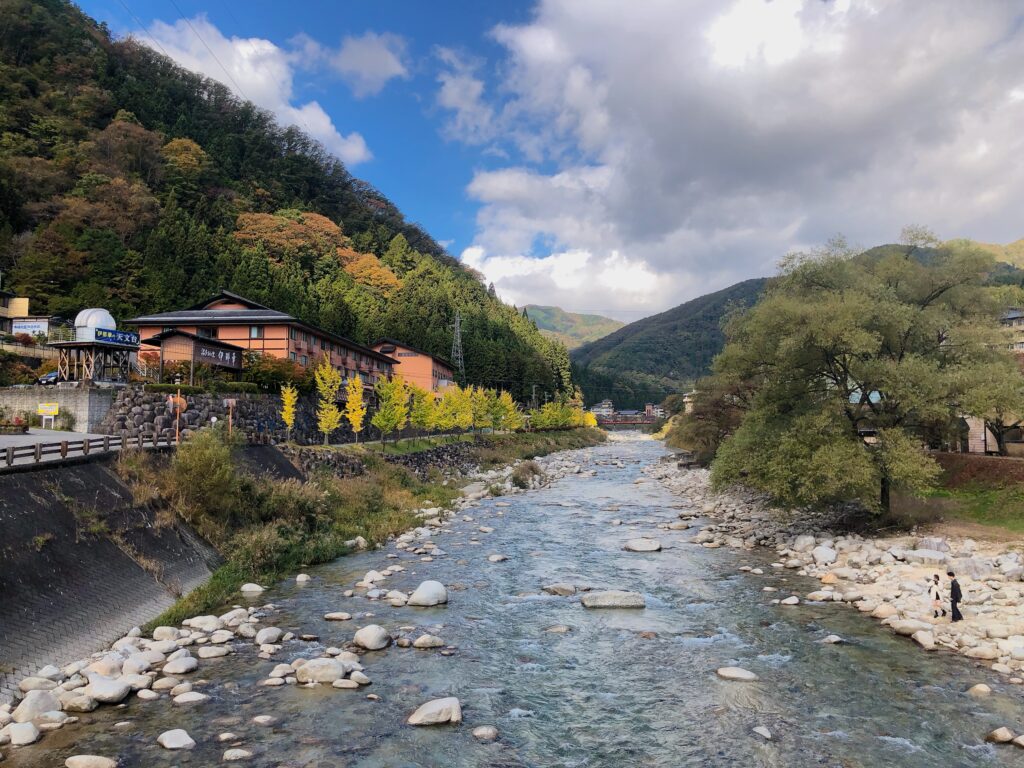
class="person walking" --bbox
[929,574,946,619]
[947,570,963,622]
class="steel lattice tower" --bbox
[451,310,466,385]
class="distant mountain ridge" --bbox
[523,305,624,349]
[571,278,768,409]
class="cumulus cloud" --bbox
[445,0,1024,318]
[146,16,371,164]
[332,32,409,97]
[435,48,496,144]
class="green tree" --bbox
[710,236,1004,513]
[960,356,1024,456]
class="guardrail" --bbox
[2,432,178,468]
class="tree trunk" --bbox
[324,432,328,446]
[880,475,891,515]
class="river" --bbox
[13,434,1024,767]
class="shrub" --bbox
[512,460,542,488]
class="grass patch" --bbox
[921,485,1024,533]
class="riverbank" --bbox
[646,458,1024,686]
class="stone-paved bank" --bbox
[646,457,1024,744]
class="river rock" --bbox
[66,757,118,768]
[224,748,253,761]
[916,537,950,552]
[198,645,229,659]
[413,634,444,649]
[543,583,576,596]
[163,656,198,675]
[173,691,209,705]
[780,596,799,606]
[61,694,98,713]
[911,631,935,651]
[157,729,196,749]
[7,721,41,746]
[13,688,62,721]
[716,667,759,682]
[905,549,948,565]
[255,627,283,645]
[295,658,349,683]
[812,546,837,565]
[967,683,992,697]
[152,626,179,641]
[353,625,391,650]
[965,645,1000,660]
[822,635,844,644]
[891,619,932,636]
[189,615,223,632]
[240,583,264,594]
[473,725,499,741]
[753,726,773,740]
[987,727,1015,743]
[19,677,58,692]
[324,612,352,621]
[296,573,311,583]
[624,538,662,552]
[408,697,462,726]
[792,535,816,552]
[581,590,646,609]
[407,581,449,607]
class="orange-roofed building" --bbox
[370,338,455,392]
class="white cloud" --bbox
[435,48,496,144]
[332,32,409,98]
[440,0,1024,317]
[146,16,371,164]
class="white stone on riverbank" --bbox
[65,757,118,768]
[224,748,254,761]
[624,538,662,552]
[408,697,462,726]
[353,625,391,650]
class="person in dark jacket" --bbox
[947,570,963,622]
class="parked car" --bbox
[36,371,58,386]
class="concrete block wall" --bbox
[0,386,115,433]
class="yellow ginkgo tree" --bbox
[314,355,342,445]
[344,374,366,443]
[279,382,298,442]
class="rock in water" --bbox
[240,583,264,593]
[822,635,844,644]
[157,729,196,749]
[223,748,254,761]
[812,546,837,565]
[542,583,576,596]
[716,667,759,682]
[987,727,1015,743]
[967,683,992,697]
[294,658,349,683]
[624,538,662,552]
[581,590,645,609]
[254,627,283,645]
[473,725,499,741]
[752,726,772,740]
[407,581,449,607]
[7,722,41,746]
[407,697,462,726]
[13,688,62,722]
[353,624,391,650]
[66,757,118,768]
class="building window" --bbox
[197,327,216,339]
[300,355,309,367]
[249,326,264,339]
[290,352,297,361]
[289,327,297,340]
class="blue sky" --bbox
[77,1,1024,321]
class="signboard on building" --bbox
[12,318,49,336]
[37,403,59,416]
[94,327,140,346]
[194,341,242,370]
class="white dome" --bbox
[74,308,116,330]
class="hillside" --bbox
[523,305,624,349]
[967,239,1024,269]
[0,0,571,400]
[571,278,767,408]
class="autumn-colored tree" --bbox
[280,382,298,442]
[314,355,343,445]
[344,374,367,443]
[160,138,209,176]
[470,386,490,434]
[407,383,436,436]
[496,390,524,432]
[372,375,409,448]
[347,253,401,295]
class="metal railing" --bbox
[1,432,178,468]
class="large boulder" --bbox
[916,537,950,553]
[580,590,646,609]
[254,627,283,645]
[407,581,448,607]
[624,538,662,552]
[812,546,837,565]
[407,697,462,726]
[792,535,816,553]
[294,658,350,684]
[716,667,759,682]
[66,757,118,768]
[157,729,196,749]
[905,549,948,566]
[6,721,41,746]
[163,656,198,675]
[12,689,62,722]
[353,625,391,651]
[83,675,131,704]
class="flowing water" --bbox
[13,434,1024,767]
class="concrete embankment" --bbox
[0,454,221,703]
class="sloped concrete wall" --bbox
[0,455,220,703]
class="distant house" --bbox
[0,288,29,335]
[1002,308,1024,352]
[590,399,615,416]
[645,403,666,418]
[127,290,396,389]
[370,338,454,393]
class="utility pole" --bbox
[531,384,538,410]
[451,310,466,386]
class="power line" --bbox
[167,0,251,102]
[116,0,172,59]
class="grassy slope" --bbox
[524,305,625,350]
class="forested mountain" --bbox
[0,0,571,400]
[522,305,623,349]
[571,278,767,408]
